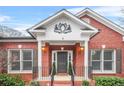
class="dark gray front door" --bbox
[57,52,68,73]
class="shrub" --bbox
[29,81,40,86]
[51,62,56,75]
[82,80,89,86]
[94,76,124,86]
[0,74,25,86]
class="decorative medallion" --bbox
[54,23,72,34]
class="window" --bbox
[91,49,115,73]
[8,49,33,73]
[10,50,20,70]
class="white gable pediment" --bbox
[28,9,98,41]
[41,16,92,41]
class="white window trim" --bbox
[91,49,116,74]
[8,49,33,74]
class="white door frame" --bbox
[52,50,73,73]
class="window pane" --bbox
[10,50,20,71]
[104,50,113,60]
[23,61,32,70]
[10,50,20,61]
[22,50,32,60]
[92,50,101,60]
[11,61,20,70]
[92,61,101,70]
[104,61,112,70]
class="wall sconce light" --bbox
[61,47,64,51]
[42,47,45,51]
[18,44,22,49]
[102,44,106,49]
[80,47,84,51]
[122,36,124,41]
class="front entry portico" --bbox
[37,42,89,81]
[28,9,98,82]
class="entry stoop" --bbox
[53,81,72,86]
[54,75,71,81]
[53,75,73,86]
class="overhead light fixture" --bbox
[18,45,22,49]
[61,47,64,51]
[102,44,106,49]
[123,36,124,41]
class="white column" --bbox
[84,41,89,80]
[38,40,42,80]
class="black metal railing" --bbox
[33,66,38,80]
[33,66,51,80]
[73,65,93,80]
[32,64,56,86]
[88,66,93,79]
[73,65,83,77]
[32,63,93,86]
[42,66,51,81]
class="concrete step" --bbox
[54,75,71,81]
[56,73,69,75]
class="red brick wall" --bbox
[75,43,84,76]
[81,15,124,76]
[0,42,37,82]
[42,43,50,77]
